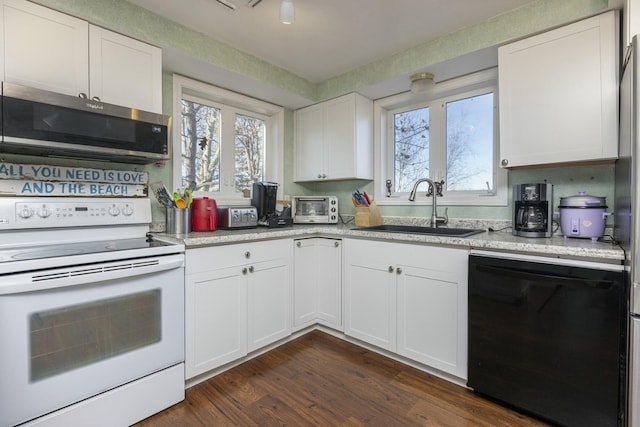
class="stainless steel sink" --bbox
[353,224,486,237]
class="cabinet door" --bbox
[396,264,466,378]
[324,95,354,180]
[89,25,162,113]
[1,0,88,95]
[499,11,618,167]
[247,256,292,352]
[185,267,247,379]
[316,238,342,329]
[344,239,396,351]
[294,104,324,181]
[293,239,317,329]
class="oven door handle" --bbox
[0,254,184,295]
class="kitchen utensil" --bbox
[150,182,174,208]
[172,191,187,208]
[558,192,610,240]
[185,189,193,207]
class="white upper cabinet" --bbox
[0,0,162,113]
[0,0,88,96]
[498,11,618,168]
[294,93,373,182]
[89,25,162,113]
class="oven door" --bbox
[0,254,184,426]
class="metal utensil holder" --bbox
[166,207,191,234]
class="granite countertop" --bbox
[153,220,624,264]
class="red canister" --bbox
[191,197,218,231]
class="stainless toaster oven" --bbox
[292,196,339,224]
[217,206,258,228]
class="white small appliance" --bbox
[292,196,339,224]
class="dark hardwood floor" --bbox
[136,331,549,426]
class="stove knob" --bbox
[18,206,33,219]
[37,206,51,218]
[122,205,134,216]
[108,206,121,216]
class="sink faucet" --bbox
[408,178,448,227]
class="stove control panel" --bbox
[0,197,152,229]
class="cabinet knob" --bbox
[322,174,327,179]
[91,96,101,102]
[334,241,339,248]
[317,174,322,179]
[249,265,255,273]
[245,251,251,259]
[388,266,394,273]
[501,159,508,167]
[242,267,248,275]
[396,267,402,275]
[296,241,302,247]
[78,92,88,99]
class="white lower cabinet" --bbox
[293,238,342,331]
[344,239,468,379]
[185,239,291,379]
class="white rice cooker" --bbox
[558,192,610,241]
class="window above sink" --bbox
[373,68,508,207]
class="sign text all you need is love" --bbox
[0,162,148,197]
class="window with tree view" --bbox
[378,69,505,205]
[180,98,265,195]
[393,92,493,194]
[173,75,284,203]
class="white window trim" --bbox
[373,68,507,207]
[172,74,285,206]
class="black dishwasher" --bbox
[468,252,627,427]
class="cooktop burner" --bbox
[0,238,175,264]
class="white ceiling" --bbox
[126,0,536,84]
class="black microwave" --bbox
[1,82,169,164]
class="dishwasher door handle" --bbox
[473,263,615,289]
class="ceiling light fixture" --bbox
[410,72,435,94]
[215,0,236,10]
[280,0,294,24]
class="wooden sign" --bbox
[0,162,148,197]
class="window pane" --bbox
[394,107,429,192]
[446,93,494,191]
[181,99,221,192]
[235,114,265,193]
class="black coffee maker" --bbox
[251,181,293,227]
[513,183,553,238]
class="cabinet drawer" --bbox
[186,239,290,274]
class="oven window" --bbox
[298,201,327,216]
[29,290,161,382]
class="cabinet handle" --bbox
[501,159,508,167]
[242,267,248,275]
[245,251,251,259]
[249,265,255,273]
[317,174,322,179]
[322,174,327,179]
[396,267,402,275]
[388,266,394,273]
[91,96,101,102]
[78,92,88,99]
[334,241,339,248]
[296,241,302,247]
